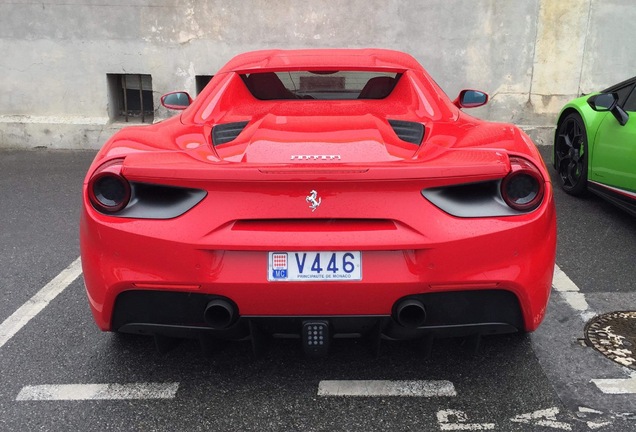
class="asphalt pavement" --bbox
[0,146,635,431]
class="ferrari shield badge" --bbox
[306,190,321,212]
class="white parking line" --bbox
[510,407,572,430]
[318,380,456,397]
[552,265,581,293]
[552,264,595,321]
[592,373,636,394]
[437,409,495,430]
[0,257,82,349]
[16,383,179,401]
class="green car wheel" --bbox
[555,113,588,196]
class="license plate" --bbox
[268,251,362,281]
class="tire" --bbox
[554,112,588,196]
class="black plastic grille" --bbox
[388,120,425,145]
[212,121,249,146]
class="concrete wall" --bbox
[0,0,634,149]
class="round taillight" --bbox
[501,157,545,211]
[88,160,131,213]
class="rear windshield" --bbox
[242,71,401,100]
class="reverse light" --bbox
[501,157,545,211]
[88,159,131,213]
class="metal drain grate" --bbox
[584,311,636,369]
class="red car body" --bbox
[80,49,556,354]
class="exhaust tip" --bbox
[203,299,236,329]
[394,299,426,328]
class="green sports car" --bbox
[554,77,636,215]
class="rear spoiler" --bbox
[120,148,510,185]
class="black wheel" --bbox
[555,113,588,196]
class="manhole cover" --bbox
[584,311,636,369]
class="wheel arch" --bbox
[554,107,585,169]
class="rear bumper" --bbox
[112,289,523,340]
[80,184,556,336]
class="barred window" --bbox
[107,74,154,123]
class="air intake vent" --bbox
[388,120,424,145]
[212,121,249,146]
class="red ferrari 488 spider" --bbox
[80,49,556,355]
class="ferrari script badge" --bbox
[291,155,341,161]
[306,190,321,212]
